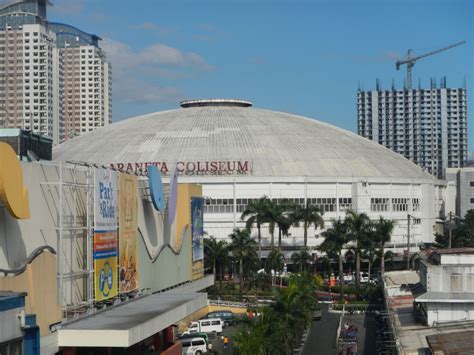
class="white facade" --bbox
[199,177,442,255]
[417,250,474,326]
[358,85,468,179]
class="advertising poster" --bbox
[118,174,139,293]
[191,197,204,261]
[94,168,118,230]
[93,230,118,301]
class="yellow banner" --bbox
[93,230,118,301]
[119,174,139,293]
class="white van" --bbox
[179,337,208,355]
[183,319,223,335]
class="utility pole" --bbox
[448,212,453,249]
[407,214,411,270]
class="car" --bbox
[178,337,208,355]
[179,332,210,345]
[183,319,223,335]
[343,273,353,284]
[202,311,234,326]
[313,302,322,320]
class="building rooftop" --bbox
[53,101,437,180]
[427,330,474,354]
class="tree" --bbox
[265,250,285,274]
[374,216,396,277]
[229,228,258,296]
[263,200,288,251]
[345,210,371,295]
[290,249,312,272]
[435,210,474,248]
[319,218,348,301]
[203,237,228,292]
[241,196,271,260]
[291,202,325,249]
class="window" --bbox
[201,321,210,326]
[371,198,389,212]
[211,320,221,325]
[470,198,474,204]
[467,274,474,292]
[339,198,352,212]
[470,181,474,187]
[451,273,463,292]
[192,340,205,346]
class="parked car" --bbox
[202,311,234,326]
[179,332,209,345]
[178,336,208,355]
[182,319,223,335]
[343,273,353,284]
[352,272,369,284]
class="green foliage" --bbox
[435,210,474,248]
[233,273,318,355]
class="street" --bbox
[302,304,378,355]
[303,304,340,355]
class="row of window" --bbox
[370,198,420,212]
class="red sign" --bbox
[110,160,250,176]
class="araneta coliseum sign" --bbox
[110,160,251,176]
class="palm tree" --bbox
[361,229,377,282]
[345,210,371,295]
[265,250,285,274]
[204,237,228,291]
[241,196,270,260]
[291,202,325,249]
[276,212,293,251]
[319,218,348,301]
[374,216,395,277]
[291,249,312,272]
[229,228,258,296]
[263,200,287,251]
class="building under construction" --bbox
[357,78,467,179]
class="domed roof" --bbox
[53,101,434,180]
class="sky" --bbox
[47,0,473,149]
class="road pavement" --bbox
[302,304,340,355]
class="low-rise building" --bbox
[416,248,474,326]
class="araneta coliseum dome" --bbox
[53,99,443,254]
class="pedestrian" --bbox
[223,335,229,350]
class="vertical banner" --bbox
[93,230,118,301]
[119,174,139,293]
[94,168,118,229]
[191,197,204,261]
[93,168,118,301]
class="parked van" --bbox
[203,311,234,326]
[179,337,208,355]
[352,272,369,284]
[179,332,209,345]
[183,319,223,335]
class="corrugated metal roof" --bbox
[53,106,436,180]
[427,330,474,354]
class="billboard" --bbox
[93,230,118,301]
[191,197,204,261]
[94,168,118,230]
[119,174,139,293]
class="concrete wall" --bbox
[426,302,474,326]
[423,263,474,293]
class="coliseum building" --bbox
[53,99,446,256]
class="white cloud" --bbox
[101,38,213,104]
[130,22,174,36]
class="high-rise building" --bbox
[48,23,112,140]
[357,80,467,179]
[0,0,111,145]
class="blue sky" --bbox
[48,0,473,149]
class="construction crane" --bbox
[396,41,465,89]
